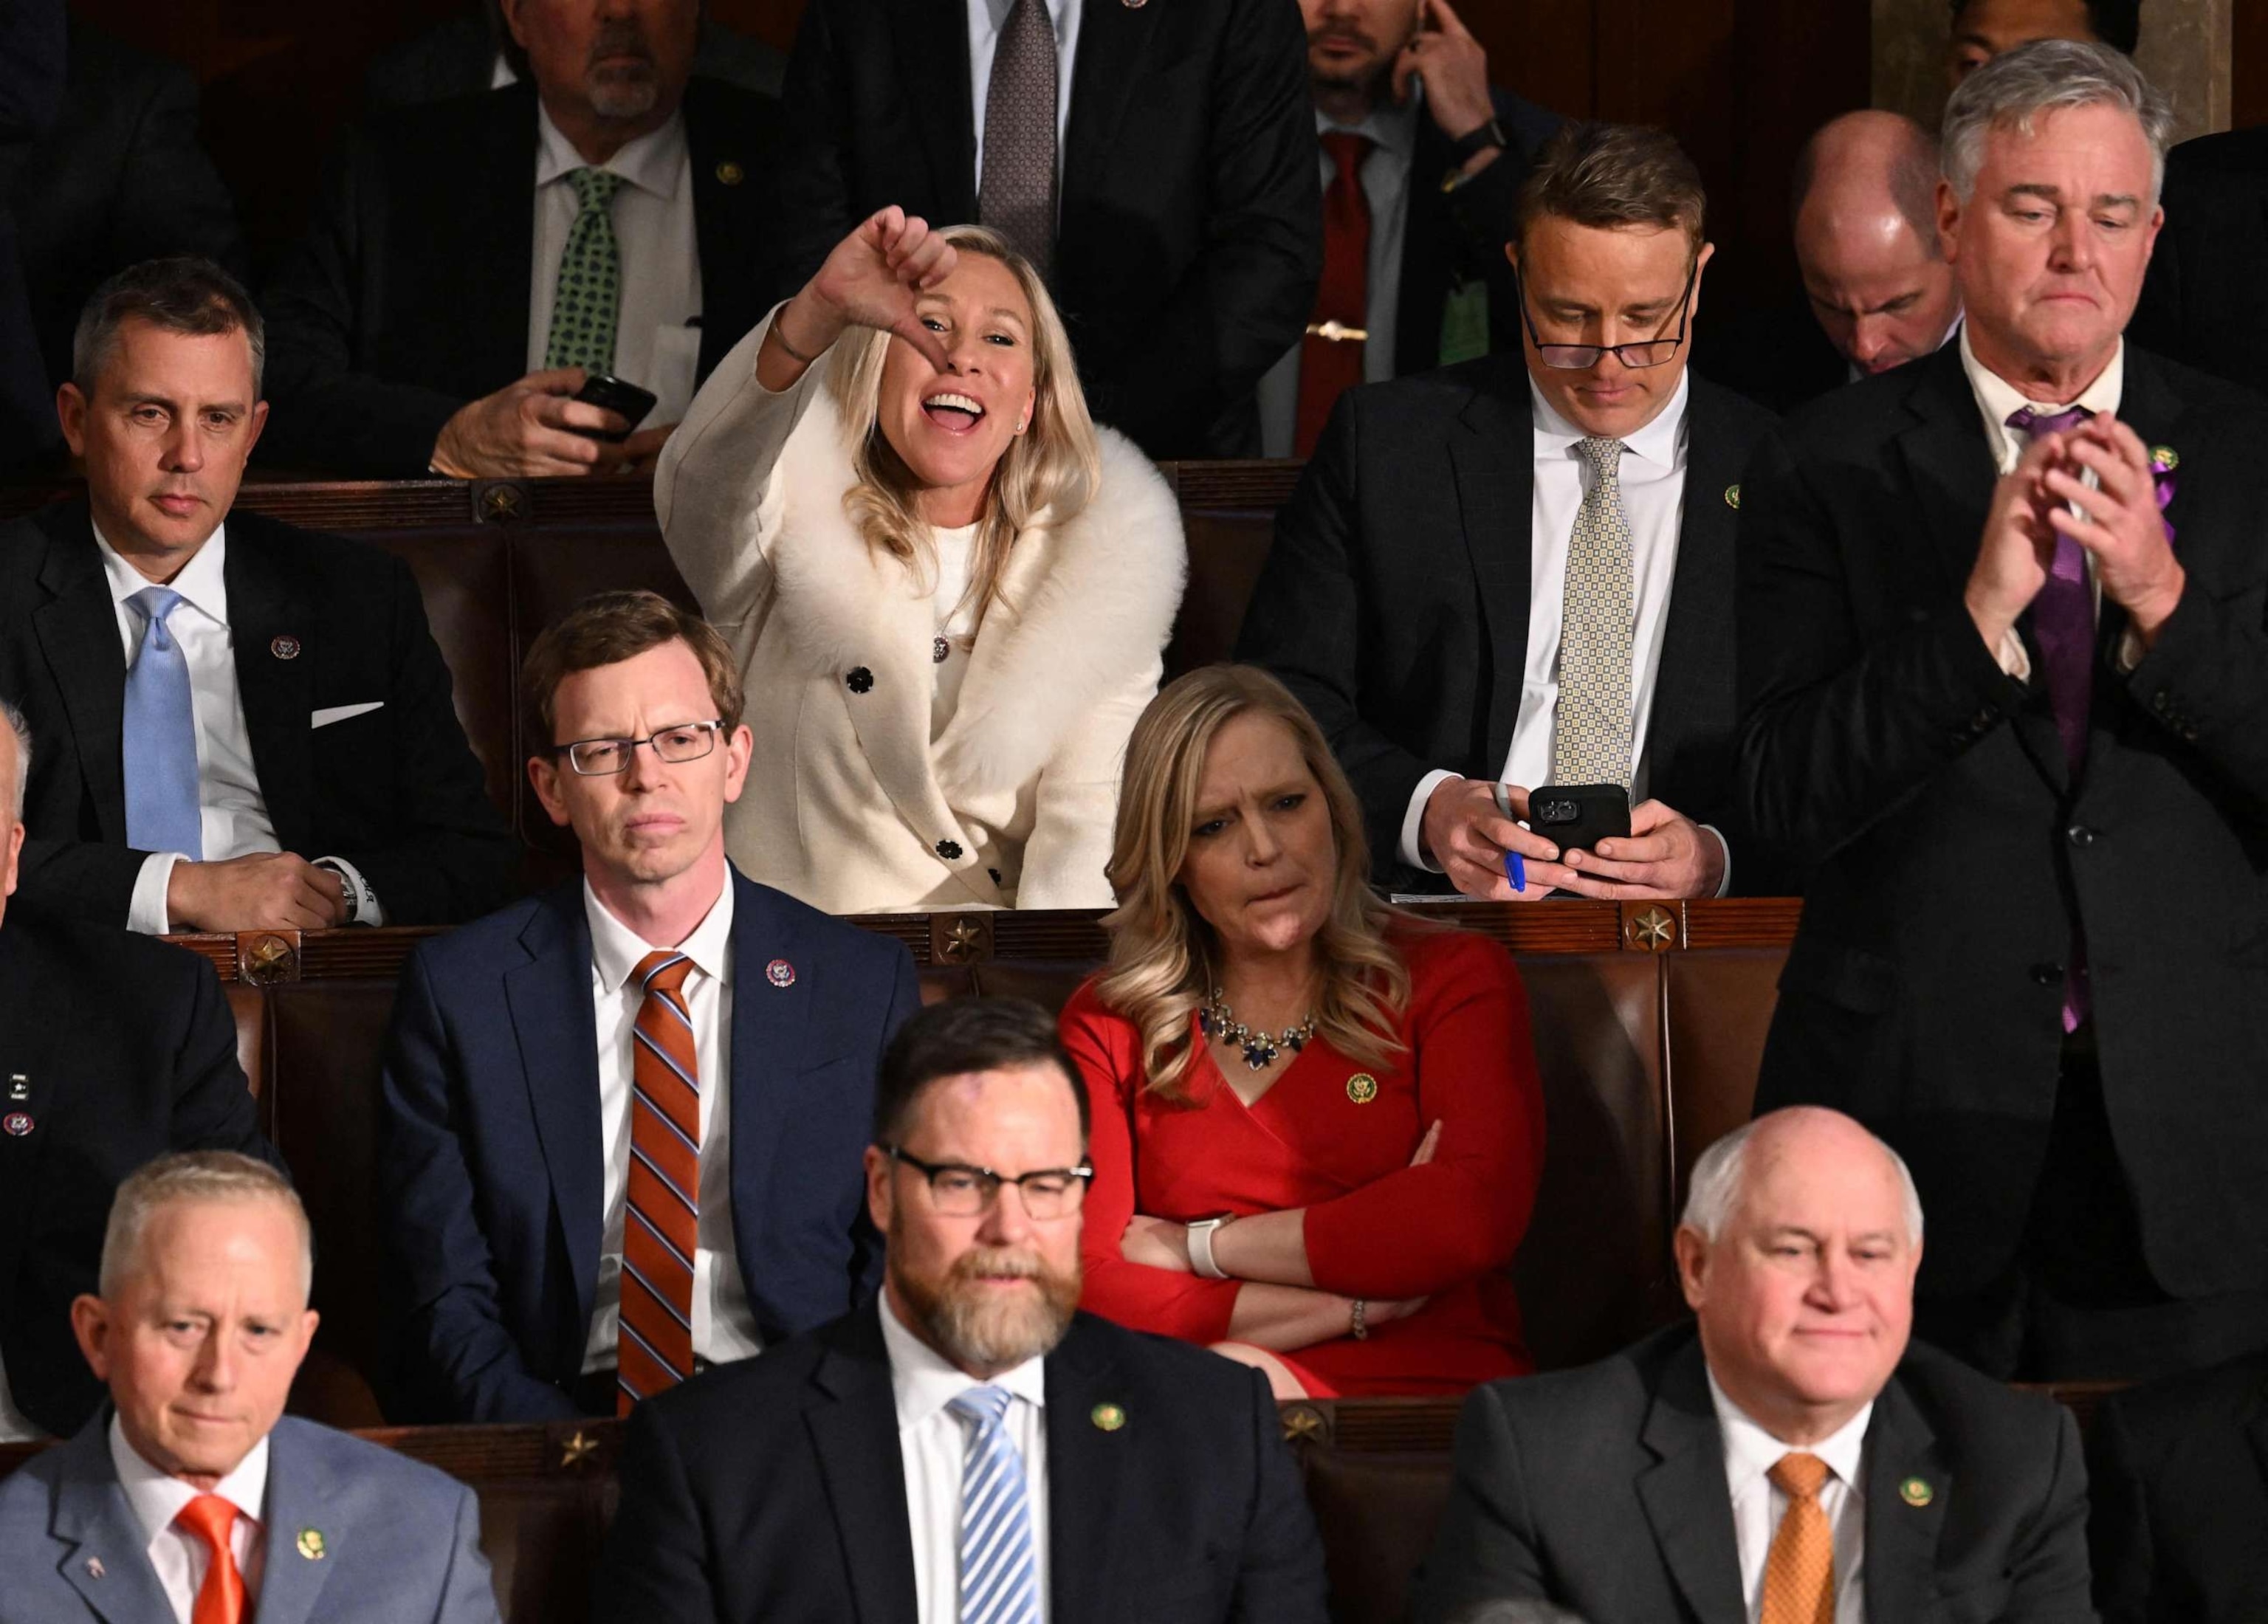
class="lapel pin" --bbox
[766,959,797,989]
[296,1527,326,1561]
[3,1112,32,1138]
[84,1557,104,1580]
[1090,1402,1126,1431]
[1723,484,1741,511]
[7,1075,26,1101]
[715,159,744,186]
[269,635,301,661]
[1345,1073,1378,1104]
[1899,1476,1934,1507]
[2151,444,2179,473]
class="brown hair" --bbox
[72,255,266,396]
[1515,123,1708,261]
[520,589,744,747]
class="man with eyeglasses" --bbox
[377,588,921,1422]
[594,995,1330,1623]
[1241,120,1778,901]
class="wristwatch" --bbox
[1187,1214,1236,1279]
[1444,117,1507,173]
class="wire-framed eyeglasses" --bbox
[1516,261,1698,371]
[552,720,726,777]
[883,1145,1095,1219]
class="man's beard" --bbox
[1307,27,1384,94]
[586,21,660,120]
[894,1242,1080,1372]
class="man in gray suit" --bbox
[0,1152,500,1624]
[1413,1107,2095,1622]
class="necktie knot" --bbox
[1576,436,1627,484]
[1768,1451,1831,1501]
[129,584,186,633]
[567,165,625,213]
[636,950,694,996]
[174,1492,238,1551]
[1321,129,1372,186]
[949,1384,1016,1430]
[2008,405,2091,440]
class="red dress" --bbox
[1059,926,1545,1397]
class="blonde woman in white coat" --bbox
[654,207,1186,913]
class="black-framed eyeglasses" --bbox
[883,1145,1095,1219]
[551,720,726,777]
[1516,261,1698,371]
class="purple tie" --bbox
[2009,405,2093,1030]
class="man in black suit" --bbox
[1739,42,2268,1381]
[365,0,785,107]
[1256,0,1562,458]
[0,257,515,933]
[0,699,279,1444]
[1240,122,1778,902]
[2088,1348,2268,1622]
[593,997,1328,1623]
[774,0,1322,460]
[1413,1108,2095,1622]
[260,0,787,477]
[2129,125,2268,388]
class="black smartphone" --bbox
[1527,782,1632,860]
[571,374,658,443]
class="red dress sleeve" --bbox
[1300,931,1547,1299]
[1059,979,1242,1344]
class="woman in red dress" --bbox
[1059,666,1546,1398]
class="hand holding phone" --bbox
[571,374,659,444]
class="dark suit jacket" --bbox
[1412,1324,2095,1624]
[1237,358,1779,893]
[2131,125,2268,389]
[1736,342,2268,1299]
[377,869,922,1422]
[591,1301,1329,1623]
[775,0,1322,459]
[362,10,786,107]
[1695,296,1852,416]
[0,0,63,463]
[0,500,515,929]
[2087,1349,2268,1623]
[0,906,276,1439]
[258,77,786,474]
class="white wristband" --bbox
[1187,1216,1234,1280]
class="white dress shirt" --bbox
[0,1355,42,1442]
[1708,1373,1872,1624]
[111,1415,269,1624]
[1257,94,1423,459]
[967,0,1083,196]
[528,105,703,427]
[580,876,765,1371]
[879,1288,1052,1624]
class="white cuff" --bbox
[1401,770,1461,873]
[314,856,385,927]
[1996,627,2032,682]
[129,852,184,935]
[1700,825,1732,898]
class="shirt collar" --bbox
[1959,323,2124,450]
[109,1411,269,1552]
[1315,85,1421,161]
[1705,1367,1872,1501]
[535,102,687,201]
[878,1286,1048,1432]
[1530,367,1691,471]
[93,520,229,627]
[584,871,735,994]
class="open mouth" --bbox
[922,391,986,434]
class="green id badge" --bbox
[1439,281,1491,367]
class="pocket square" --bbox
[311,702,385,729]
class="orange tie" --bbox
[174,1494,246,1624]
[1762,1453,1836,1624]
[618,950,701,1414]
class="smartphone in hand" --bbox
[571,374,658,443]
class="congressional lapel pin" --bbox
[1899,1476,1934,1508]
[1723,484,1741,511]
[3,1113,31,1138]
[84,1557,104,1580]
[270,635,301,661]
[1345,1073,1378,1104]
[7,1074,26,1101]
[296,1527,327,1561]
[766,958,797,990]
[715,159,744,186]
[1090,1403,1126,1431]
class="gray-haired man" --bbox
[1739,38,2268,1381]
[1412,1107,2094,1623]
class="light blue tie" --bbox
[121,585,202,859]
[948,1386,1041,1624]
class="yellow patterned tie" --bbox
[1762,1452,1835,1624]
[545,167,626,375]
[1551,436,1635,786]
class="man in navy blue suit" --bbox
[379,590,922,1422]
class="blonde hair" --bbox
[1097,666,1419,1100]
[822,225,1102,630]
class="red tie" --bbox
[618,950,700,1414]
[174,1495,246,1624]
[1295,130,1373,457]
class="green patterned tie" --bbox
[544,166,626,374]
[1551,436,1635,787]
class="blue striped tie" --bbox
[948,1386,1041,1624]
[121,585,202,859]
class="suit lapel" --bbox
[1643,382,1740,800]
[504,886,608,1341]
[458,87,540,390]
[0,926,66,1324]
[1448,368,1536,779]
[1062,0,1164,224]
[1396,121,1455,376]
[1861,1376,1950,1623]
[29,503,129,841]
[726,871,816,1308]
[1635,1341,1746,1624]
[222,517,317,853]
[684,80,766,380]
[1043,1317,1132,1622]
[805,1305,920,1623]
[49,1417,178,1624]
[249,1422,342,1624]
[888,0,976,218]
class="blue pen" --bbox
[1488,782,1528,892]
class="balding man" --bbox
[1948,0,2138,85]
[0,1152,501,1624]
[1412,1108,2095,1623]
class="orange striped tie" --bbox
[174,1495,245,1624]
[1762,1452,1836,1624]
[618,950,699,1414]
